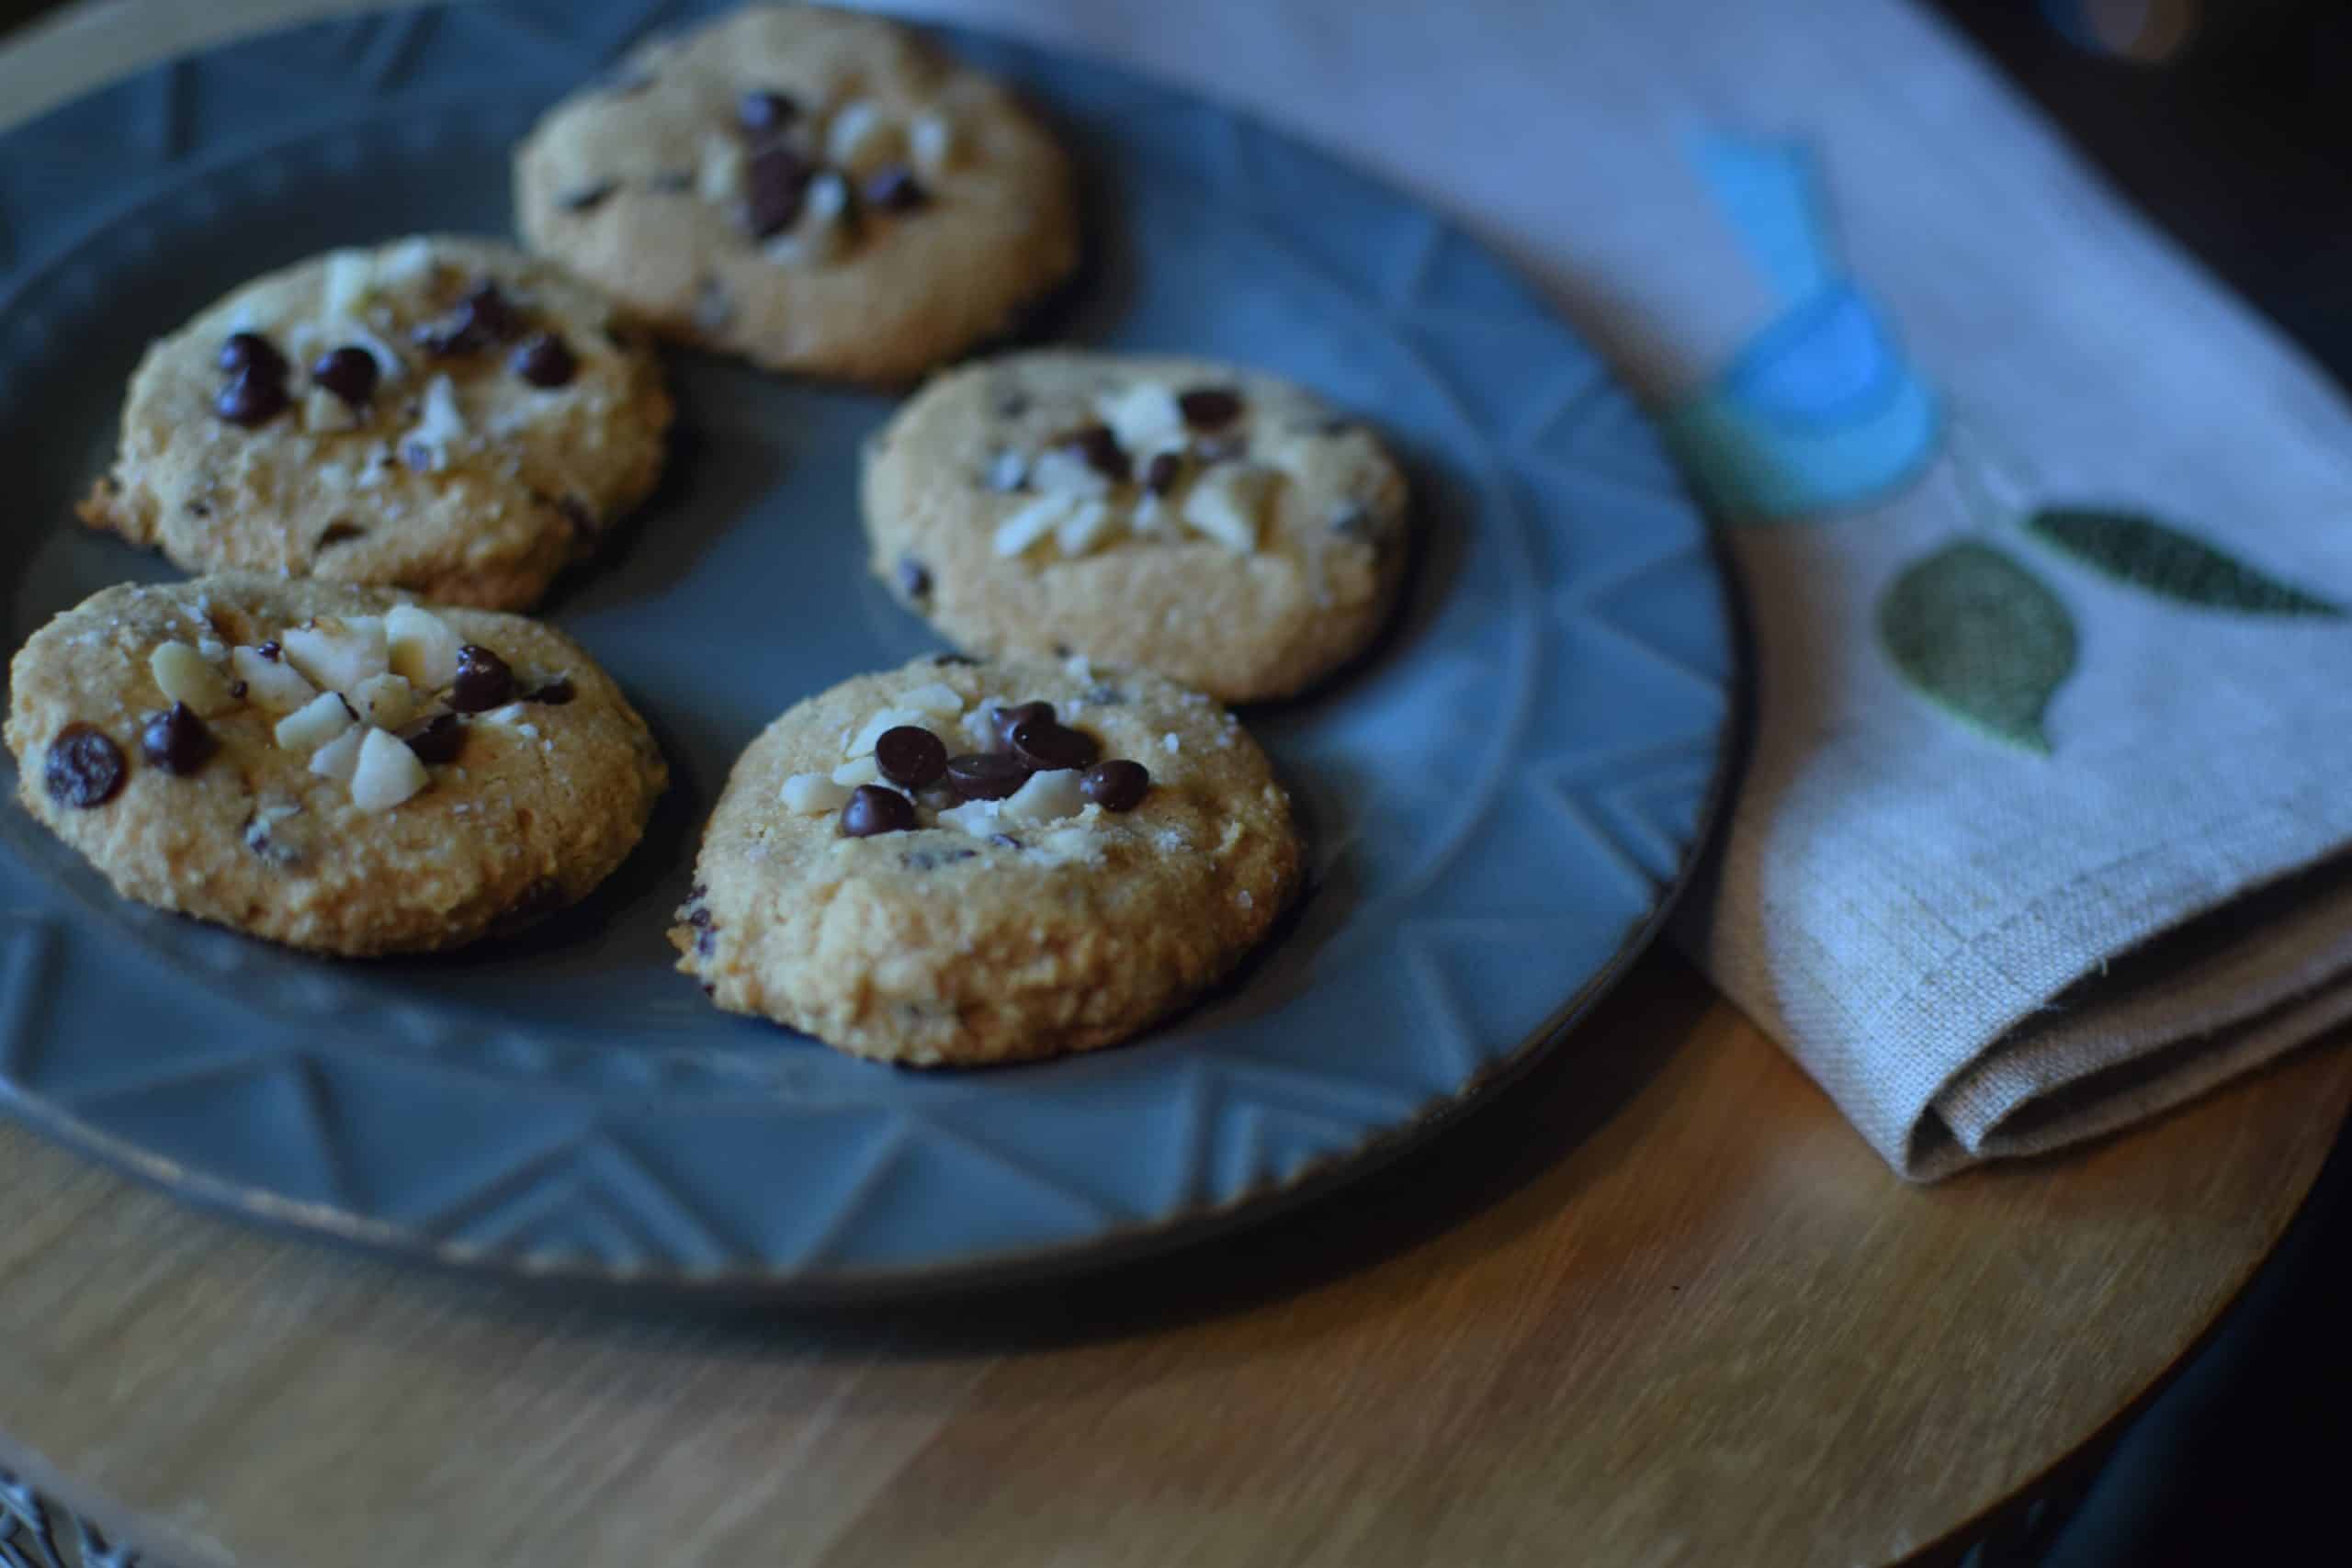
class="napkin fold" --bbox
[856,0,2352,1177]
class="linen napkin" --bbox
[851,0,2352,1179]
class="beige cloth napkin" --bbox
[850,0,2352,1178]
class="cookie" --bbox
[673,652,1302,1066]
[513,4,1079,382]
[862,352,1412,702]
[77,236,673,611]
[6,575,669,956]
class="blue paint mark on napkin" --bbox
[1662,133,1941,523]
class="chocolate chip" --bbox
[738,89,800,137]
[695,922,717,956]
[1178,387,1244,428]
[989,833,1023,851]
[216,368,288,427]
[229,680,248,699]
[448,644,515,712]
[400,712,466,764]
[44,724,126,808]
[686,906,713,929]
[1144,450,1183,496]
[510,332,577,389]
[188,501,211,517]
[944,751,1030,801]
[218,332,287,380]
[415,281,522,355]
[840,784,916,837]
[987,700,1054,750]
[932,652,978,667]
[864,165,926,211]
[1080,759,1149,812]
[317,520,366,548]
[525,675,575,705]
[556,496,596,536]
[140,703,214,776]
[311,345,379,407]
[559,181,618,212]
[1058,423,1131,483]
[895,556,932,602]
[255,639,280,661]
[743,144,815,238]
[875,726,947,788]
[1008,716,1100,773]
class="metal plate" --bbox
[0,0,1736,1298]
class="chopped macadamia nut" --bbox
[349,727,430,811]
[149,641,237,716]
[274,691,355,754]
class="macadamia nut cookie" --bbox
[514,3,1079,381]
[673,653,1302,1066]
[6,576,668,955]
[863,352,1411,701]
[78,236,672,611]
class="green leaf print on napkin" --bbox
[2026,508,2344,616]
[1879,542,2077,752]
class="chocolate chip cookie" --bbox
[863,352,1413,702]
[6,576,669,955]
[673,652,1302,1066]
[513,3,1079,382]
[77,236,672,611]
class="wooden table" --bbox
[4,4,2350,1566]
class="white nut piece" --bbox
[1096,382,1184,456]
[1182,464,1276,553]
[909,111,956,175]
[321,249,375,318]
[846,706,941,758]
[936,799,1001,838]
[1027,446,1113,501]
[1054,499,1117,557]
[349,727,429,811]
[696,131,745,203]
[351,671,420,730]
[399,375,468,472]
[825,99,904,172]
[376,236,435,288]
[384,604,463,689]
[895,682,966,718]
[274,691,355,754]
[301,387,362,434]
[148,641,237,716]
[992,494,1077,558]
[232,645,318,711]
[831,755,885,789]
[279,615,389,693]
[780,773,854,813]
[997,768,1086,826]
[307,726,366,783]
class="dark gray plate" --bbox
[0,0,1735,1299]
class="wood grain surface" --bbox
[1,949,2347,1568]
[3,4,2350,1567]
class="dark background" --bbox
[0,0,2346,1562]
[1910,5,2352,1562]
